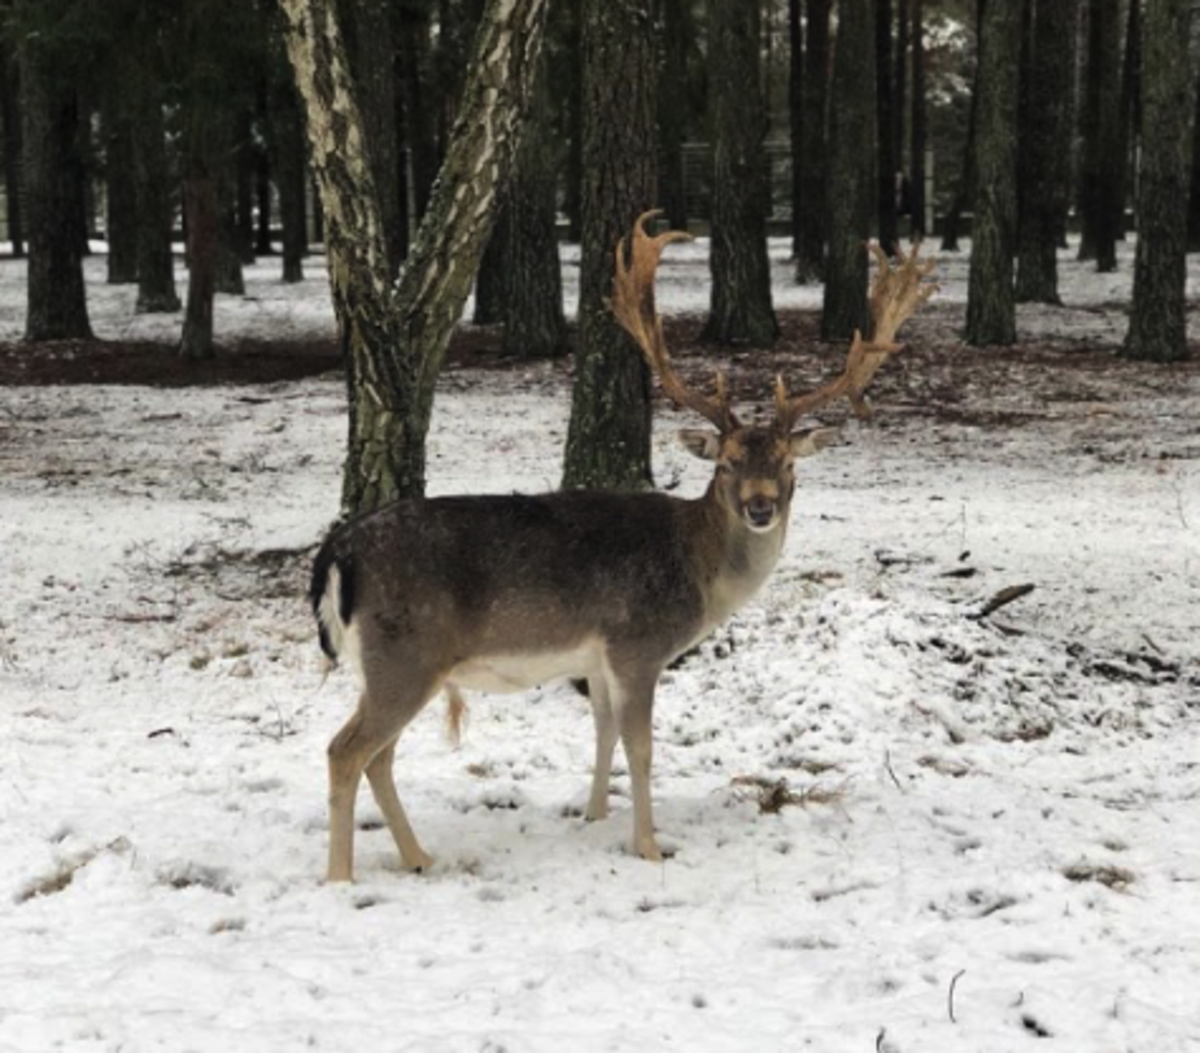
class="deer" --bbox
[310,211,937,882]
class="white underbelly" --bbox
[448,640,604,695]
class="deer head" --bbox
[610,211,938,534]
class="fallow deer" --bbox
[311,212,937,881]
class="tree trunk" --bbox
[501,56,567,361]
[341,0,404,278]
[658,0,689,232]
[104,109,139,284]
[703,0,777,346]
[1016,0,1079,304]
[876,0,898,253]
[562,0,583,243]
[234,108,256,265]
[21,34,92,341]
[964,0,1021,347]
[255,75,274,255]
[909,0,927,238]
[180,148,218,360]
[132,93,181,313]
[472,219,506,325]
[1121,0,1193,363]
[795,0,831,282]
[788,0,803,259]
[561,0,657,491]
[398,0,437,223]
[269,48,307,283]
[941,0,983,253]
[0,42,24,257]
[215,146,246,296]
[280,0,550,512]
[821,0,875,342]
[1077,0,1122,269]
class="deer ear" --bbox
[677,429,722,461]
[789,427,841,459]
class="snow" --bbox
[1,239,1198,1052]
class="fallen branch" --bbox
[969,583,1035,621]
[948,968,966,1022]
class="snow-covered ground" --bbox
[1,241,1198,1052]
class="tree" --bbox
[909,0,927,238]
[876,0,898,253]
[561,0,657,490]
[1015,0,1079,304]
[795,0,831,282]
[703,0,777,346]
[0,41,24,258]
[17,0,93,341]
[658,0,692,232]
[963,0,1021,347]
[267,27,308,283]
[280,0,550,512]
[821,0,875,341]
[103,109,138,284]
[1077,0,1123,270]
[1121,0,1193,363]
[940,0,982,253]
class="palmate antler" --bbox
[774,241,939,431]
[609,210,741,432]
[610,212,938,434]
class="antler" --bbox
[610,209,741,432]
[775,240,939,431]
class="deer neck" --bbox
[689,484,789,629]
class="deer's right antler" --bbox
[609,209,741,433]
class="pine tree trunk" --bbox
[280,0,550,511]
[562,0,657,491]
[1121,0,1193,363]
[104,110,139,284]
[658,0,689,232]
[795,0,830,282]
[255,77,274,256]
[876,0,898,253]
[0,43,24,258]
[216,149,246,296]
[788,0,804,259]
[399,1,437,222]
[269,52,307,283]
[1016,0,1078,304]
[341,0,404,277]
[703,0,777,347]
[180,150,218,359]
[562,0,583,243]
[964,0,1020,347]
[502,58,567,361]
[1078,0,1122,270]
[132,94,181,313]
[472,220,506,325]
[21,36,92,341]
[821,0,875,342]
[234,108,256,265]
[909,0,927,238]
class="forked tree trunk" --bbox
[703,0,778,347]
[964,0,1020,347]
[821,0,875,342]
[561,0,657,491]
[1121,0,1193,364]
[279,0,549,512]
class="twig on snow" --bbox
[948,969,966,1023]
[969,583,1035,621]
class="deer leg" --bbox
[585,676,618,822]
[365,740,434,872]
[327,684,434,882]
[613,676,662,862]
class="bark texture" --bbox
[875,0,898,253]
[280,0,549,512]
[795,0,830,282]
[1077,0,1123,269]
[821,0,875,342]
[561,0,657,491]
[964,0,1021,347]
[1121,0,1193,363]
[1015,0,1079,304]
[104,111,139,284]
[703,0,778,346]
[21,33,92,341]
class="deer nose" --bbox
[745,494,776,528]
